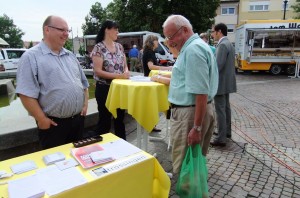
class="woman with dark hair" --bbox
[142,35,172,77]
[91,20,130,140]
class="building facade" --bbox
[214,0,299,44]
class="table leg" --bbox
[142,129,148,151]
[137,123,141,148]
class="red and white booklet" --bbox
[71,144,114,169]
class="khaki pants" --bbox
[170,103,215,173]
[130,57,138,71]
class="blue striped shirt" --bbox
[16,41,89,118]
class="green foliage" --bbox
[64,39,73,52]
[28,41,33,49]
[291,0,300,19]
[79,45,85,56]
[0,14,24,48]
[82,0,220,37]
[82,2,106,35]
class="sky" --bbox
[0,0,113,41]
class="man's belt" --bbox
[171,101,212,109]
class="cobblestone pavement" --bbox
[126,73,300,198]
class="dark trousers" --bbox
[95,83,126,140]
[38,114,84,149]
[214,94,231,143]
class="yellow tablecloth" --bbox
[149,70,172,77]
[106,79,170,132]
[0,133,170,198]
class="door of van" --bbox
[154,42,174,65]
[1,49,26,70]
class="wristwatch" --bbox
[193,125,202,132]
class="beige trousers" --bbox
[170,103,215,174]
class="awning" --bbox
[0,37,9,46]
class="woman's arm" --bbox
[92,55,129,79]
[147,61,173,71]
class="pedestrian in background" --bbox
[210,23,237,147]
[16,15,89,149]
[128,44,139,72]
[200,32,216,54]
[91,20,130,140]
[142,35,172,77]
[162,14,218,174]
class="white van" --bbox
[84,31,174,63]
[0,48,27,70]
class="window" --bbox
[249,1,269,11]
[221,7,235,15]
[227,25,235,33]
[7,50,25,59]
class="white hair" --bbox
[162,15,193,30]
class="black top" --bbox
[142,49,157,76]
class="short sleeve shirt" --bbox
[168,34,218,105]
[16,41,89,118]
[142,49,157,76]
[91,42,126,85]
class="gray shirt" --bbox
[16,41,89,118]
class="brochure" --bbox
[71,144,114,169]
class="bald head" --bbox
[42,15,68,36]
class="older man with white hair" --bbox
[162,15,219,174]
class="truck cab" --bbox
[0,48,27,70]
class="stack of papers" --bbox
[43,152,65,165]
[35,166,87,196]
[89,150,115,164]
[130,76,151,82]
[71,144,114,168]
[8,174,45,198]
[10,160,37,174]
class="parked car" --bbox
[0,62,5,71]
[0,48,27,70]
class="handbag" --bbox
[175,144,209,198]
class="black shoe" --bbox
[214,132,231,138]
[152,127,161,132]
[210,141,226,147]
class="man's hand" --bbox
[81,104,88,116]
[187,128,201,146]
[37,117,57,130]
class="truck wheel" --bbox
[270,65,282,75]
[285,65,295,75]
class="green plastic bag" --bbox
[176,144,209,198]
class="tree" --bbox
[82,0,219,38]
[28,41,33,49]
[291,0,300,19]
[0,14,24,48]
[64,39,73,52]
[82,2,106,35]
[103,0,220,35]
[79,45,85,56]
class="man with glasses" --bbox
[16,15,89,149]
[162,15,218,174]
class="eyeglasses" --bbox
[166,26,184,40]
[48,25,72,33]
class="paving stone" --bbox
[247,190,260,197]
